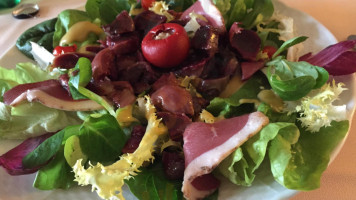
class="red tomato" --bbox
[262,45,277,58]
[141,23,190,68]
[53,44,77,56]
[141,0,155,10]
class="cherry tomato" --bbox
[53,44,77,56]
[141,0,155,10]
[262,45,277,58]
[141,23,190,68]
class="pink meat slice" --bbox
[180,0,226,33]
[182,112,269,199]
[3,79,103,111]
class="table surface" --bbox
[0,0,355,200]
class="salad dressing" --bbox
[238,90,285,112]
[219,75,243,98]
[60,21,103,46]
[199,109,224,123]
[257,90,284,112]
[116,105,138,127]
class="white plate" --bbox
[0,1,355,200]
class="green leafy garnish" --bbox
[16,18,57,59]
[272,36,308,59]
[85,0,137,24]
[214,0,274,29]
[218,122,299,186]
[269,120,349,190]
[266,56,329,100]
[125,160,183,200]
[78,114,127,163]
[53,9,95,47]
[207,72,270,117]
[33,148,75,190]
[68,57,115,116]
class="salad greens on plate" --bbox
[1,0,356,199]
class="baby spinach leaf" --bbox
[99,0,132,24]
[258,20,284,50]
[22,125,80,169]
[272,36,308,59]
[85,0,104,20]
[68,57,116,116]
[33,148,75,190]
[16,18,57,59]
[86,0,137,24]
[207,72,269,117]
[64,135,88,167]
[314,66,330,89]
[266,57,329,100]
[125,161,183,200]
[68,57,92,100]
[78,114,127,163]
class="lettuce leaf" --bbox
[0,102,82,139]
[0,62,56,101]
[218,122,298,186]
[85,0,137,24]
[16,18,57,59]
[214,0,274,29]
[53,9,95,47]
[0,62,82,139]
[269,120,349,190]
[0,62,56,90]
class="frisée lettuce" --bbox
[72,96,168,200]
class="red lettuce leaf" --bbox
[241,61,265,81]
[229,22,261,61]
[323,51,356,75]
[300,40,356,76]
[0,133,53,175]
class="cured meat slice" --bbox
[182,112,269,199]
[3,79,104,111]
[180,0,226,33]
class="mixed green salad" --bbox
[1,0,356,199]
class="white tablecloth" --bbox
[0,0,355,200]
